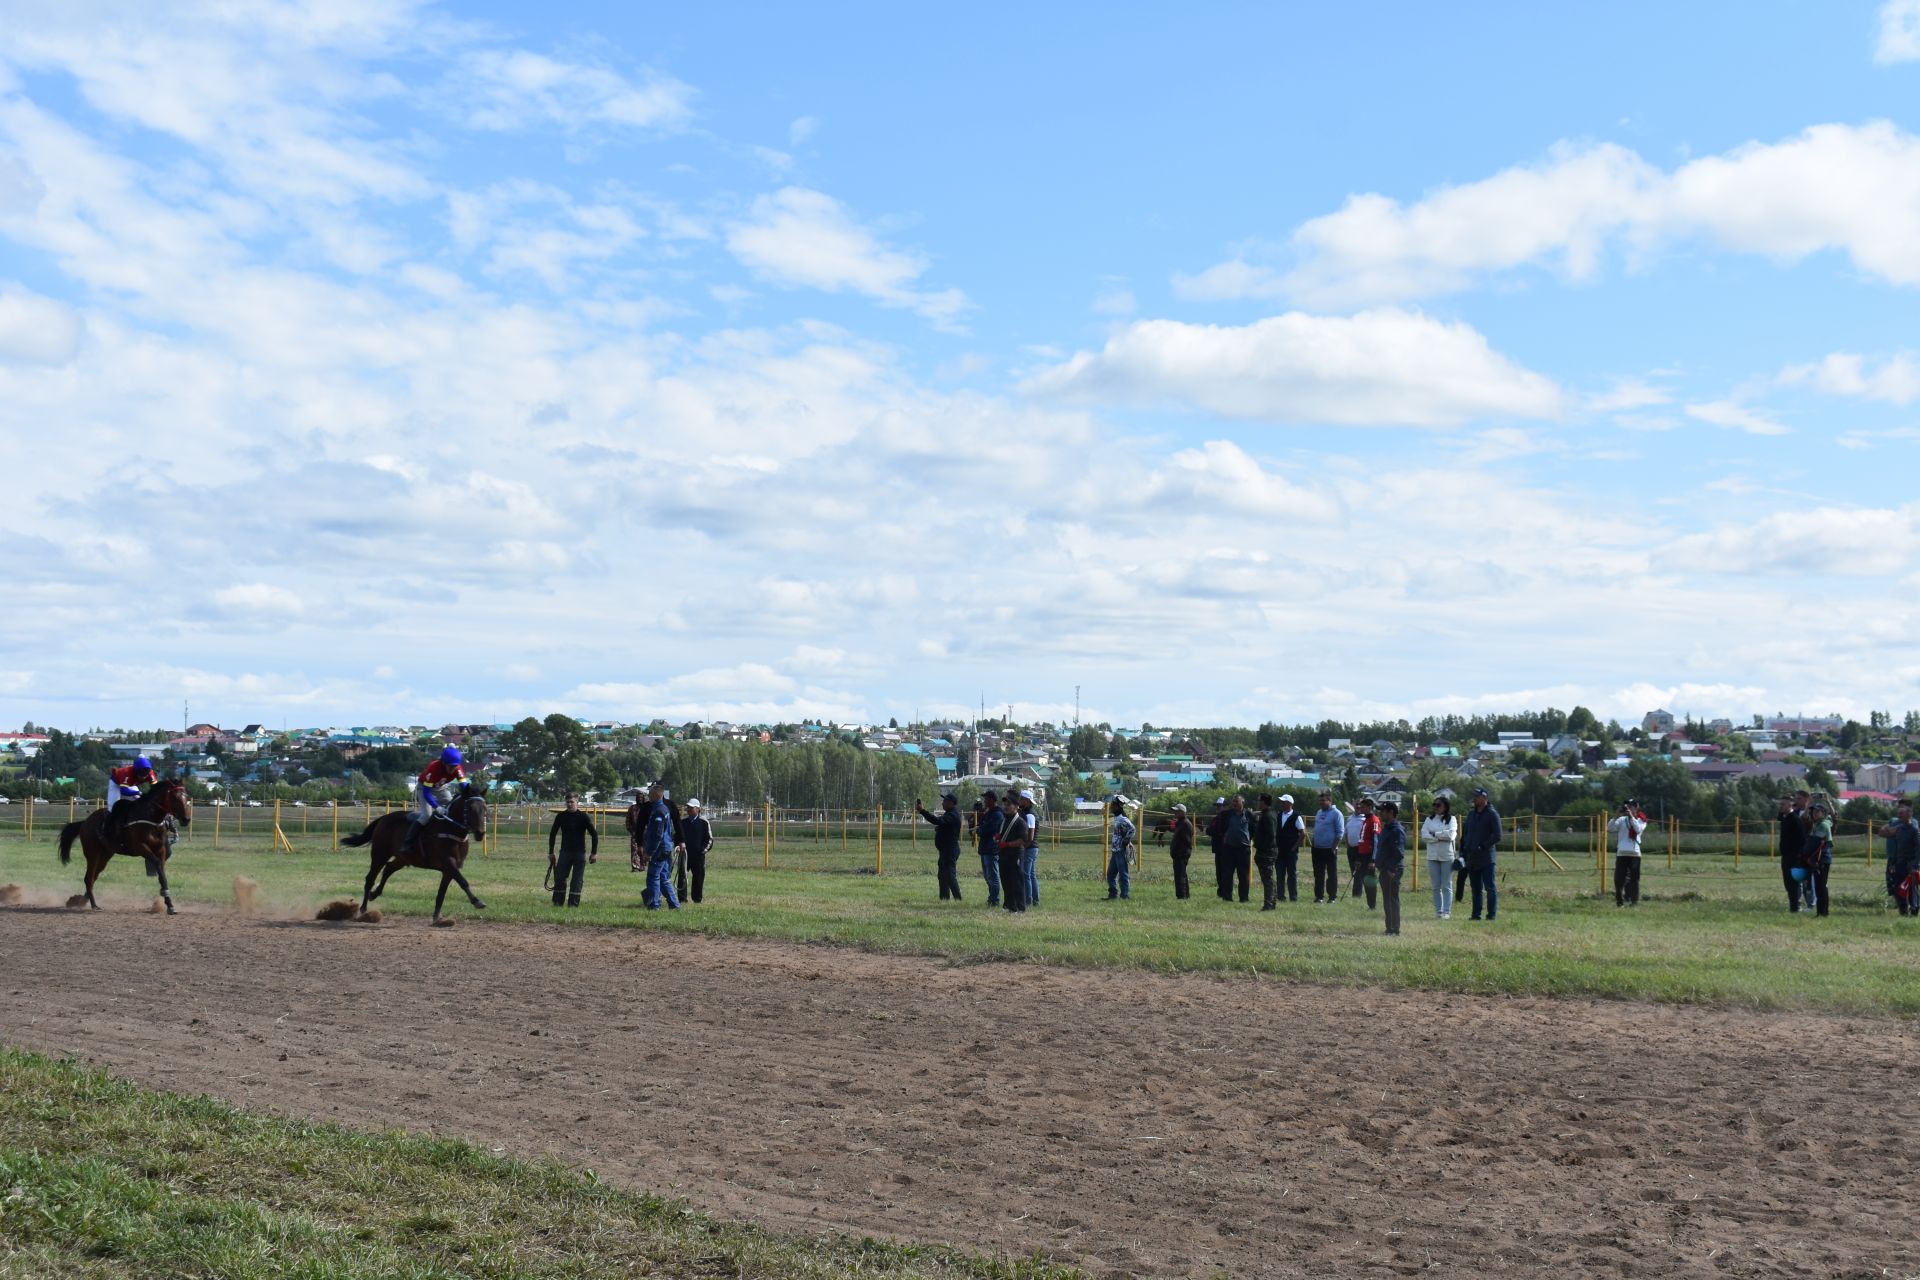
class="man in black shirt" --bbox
[916,793,964,900]
[1778,791,1808,913]
[679,799,713,904]
[547,794,599,907]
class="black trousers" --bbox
[998,850,1026,911]
[1311,846,1339,901]
[1808,862,1830,916]
[1379,868,1402,934]
[1782,856,1803,910]
[1613,855,1641,905]
[551,847,589,906]
[937,848,963,900]
[1170,851,1191,899]
[1215,846,1250,900]
[1276,848,1299,902]
[678,847,707,903]
[1454,862,1468,906]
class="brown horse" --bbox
[343,785,489,921]
[57,779,194,914]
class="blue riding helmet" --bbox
[134,755,152,771]
[440,745,463,766]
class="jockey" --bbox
[405,746,468,852]
[103,756,158,840]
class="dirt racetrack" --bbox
[2,908,1915,1278]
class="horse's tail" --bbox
[341,822,378,848]
[57,820,83,865]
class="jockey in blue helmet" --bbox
[405,745,469,853]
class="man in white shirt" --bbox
[1608,799,1648,907]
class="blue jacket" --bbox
[642,800,676,860]
[977,805,1003,853]
[1460,804,1503,867]
[1312,806,1344,848]
[1373,821,1407,873]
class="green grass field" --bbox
[0,1049,1077,1280]
[3,807,1916,1017]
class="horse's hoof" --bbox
[165,905,177,916]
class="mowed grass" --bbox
[0,1048,1078,1280]
[2,815,1917,1016]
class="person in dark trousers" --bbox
[1801,801,1833,918]
[1106,797,1136,900]
[1375,800,1406,935]
[679,799,713,904]
[1880,800,1920,916]
[1310,792,1343,903]
[1168,804,1194,899]
[1460,787,1503,921]
[1205,797,1228,895]
[1216,794,1252,902]
[1345,799,1380,908]
[1017,790,1041,907]
[1273,794,1304,904]
[547,793,599,907]
[1608,800,1646,907]
[916,793,965,900]
[1778,792,1808,912]
[994,793,1027,913]
[976,790,1003,906]
[1253,793,1280,910]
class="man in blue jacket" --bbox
[976,790,1003,906]
[1460,787,1503,921]
[1310,792,1343,903]
[640,783,680,910]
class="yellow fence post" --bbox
[1733,815,1740,869]
[212,801,220,848]
[763,801,772,870]
[1865,820,1873,868]
[1102,807,1110,879]
[22,793,29,840]
[332,800,339,851]
[68,796,75,825]
[875,804,884,875]
[1409,801,1419,893]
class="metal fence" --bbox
[0,800,1902,895]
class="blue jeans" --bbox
[645,855,679,909]
[1023,847,1039,906]
[979,849,1000,904]
[1428,861,1453,916]
[1107,847,1130,898]
[1468,862,1496,919]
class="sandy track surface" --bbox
[1,907,1915,1278]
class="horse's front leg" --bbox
[447,862,486,910]
[432,871,452,920]
[155,854,176,915]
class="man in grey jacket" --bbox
[1217,793,1252,903]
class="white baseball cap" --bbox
[1018,789,1034,800]
[1279,793,1295,803]
[685,798,702,810]
[1214,796,1226,805]
[1171,803,1188,812]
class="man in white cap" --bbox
[678,799,713,904]
[1017,789,1041,907]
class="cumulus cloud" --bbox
[1779,350,1920,404]
[0,283,81,363]
[1877,1,1920,64]
[726,187,969,326]
[1022,309,1563,427]
[1662,503,1920,576]
[1186,123,1920,305]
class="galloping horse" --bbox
[57,779,193,914]
[343,784,489,921]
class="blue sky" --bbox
[3,0,1919,732]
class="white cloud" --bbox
[1684,400,1789,436]
[211,583,306,617]
[453,49,693,132]
[1585,377,1670,413]
[1091,287,1136,316]
[1779,351,1920,404]
[1022,308,1563,427]
[1663,503,1920,576]
[0,283,81,364]
[726,187,969,327]
[788,115,818,145]
[1876,1,1920,64]
[1188,123,1920,305]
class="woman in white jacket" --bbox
[1421,796,1459,919]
